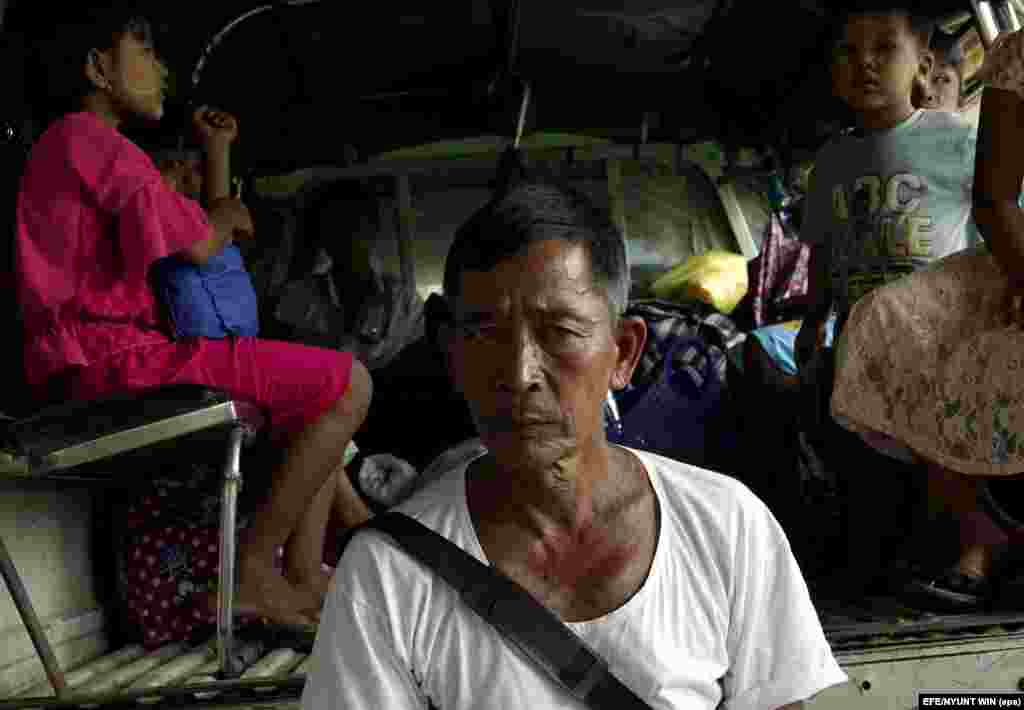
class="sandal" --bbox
[901,566,992,613]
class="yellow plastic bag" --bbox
[650,249,749,314]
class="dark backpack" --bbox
[609,300,743,471]
[258,178,425,371]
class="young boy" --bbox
[793,1,980,590]
[16,5,372,627]
[154,144,205,200]
[796,2,977,368]
[915,29,967,112]
[149,113,261,341]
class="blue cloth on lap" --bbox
[152,244,260,339]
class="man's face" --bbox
[832,12,930,116]
[448,240,632,471]
[103,32,169,121]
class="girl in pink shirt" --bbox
[17,4,373,629]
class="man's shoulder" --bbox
[635,449,768,528]
[342,463,474,570]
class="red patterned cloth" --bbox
[119,465,255,648]
[747,213,811,328]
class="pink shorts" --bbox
[67,337,354,440]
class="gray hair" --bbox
[443,179,630,319]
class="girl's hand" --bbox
[193,106,239,148]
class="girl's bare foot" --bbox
[955,542,1002,580]
[285,565,333,609]
[208,553,321,627]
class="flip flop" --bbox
[901,567,992,613]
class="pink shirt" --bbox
[16,112,211,389]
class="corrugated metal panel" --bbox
[18,646,146,698]
[10,602,1024,709]
[12,638,312,708]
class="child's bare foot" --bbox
[284,565,333,609]
[226,554,321,627]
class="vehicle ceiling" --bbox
[2,0,978,175]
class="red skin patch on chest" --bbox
[526,523,639,591]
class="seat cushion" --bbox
[7,385,238,465]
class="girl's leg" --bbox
[925,461,1008,579]
[237,361,372,624]
[70,338,373,627]
[282,463,371,606]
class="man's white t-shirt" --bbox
[302,446,848,710]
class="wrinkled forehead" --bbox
[454,240,606,317]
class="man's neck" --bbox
[855,100,916,134]
[470,443,624,539]
[469,444,657,617]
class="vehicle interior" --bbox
[1,0,1024,707]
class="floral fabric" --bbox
[119,464,256,648]
[831,246,1024,476]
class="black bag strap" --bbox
[346,511,654,710]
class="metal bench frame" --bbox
[0,386,264,698]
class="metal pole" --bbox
[217,424,245,679]
[0,537,68,696]
[971,0,1020,46]
[513,82,531,149]
[395,175,417,293]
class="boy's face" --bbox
[159,157,204,199]
[832,12,933,123]
[93,31,168,122]
[921,63,962,112]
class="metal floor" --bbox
[820,596,1024,651]
[6,599,1024,710]
[6,636,310,710]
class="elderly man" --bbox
[302,178,848,709]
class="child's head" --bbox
[153,147,204,200]
[45,3,168,124]
[915,30,965,112]
[830,2,935,124]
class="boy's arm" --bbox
[795,169,834,371]
[204,144,232,205]
[195,106,237,204]
[180,198,252,266]
[795,246,832,372]
[181,108,248,265]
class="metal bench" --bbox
[0,384,265,697]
